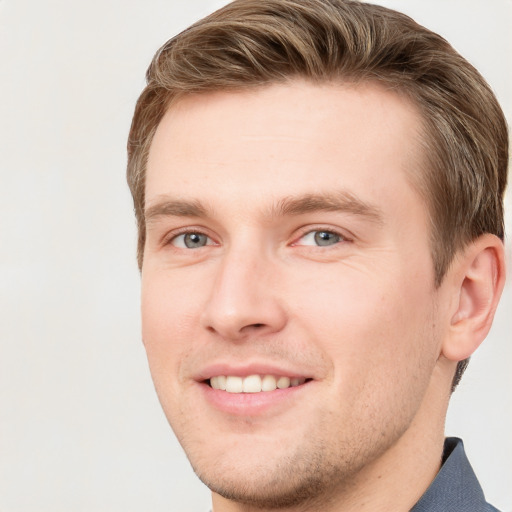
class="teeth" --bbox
[225,376,243,393]
[210,375,227,390]
[261,374,277,392]
[242,375,262,393]
[209,375,306,393]
[276,376,291,389]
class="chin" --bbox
[184,429,370,510]
[194,454,338,509]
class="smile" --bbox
[209,374,309,393]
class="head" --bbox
[127,0,508,390]
[127,0,508,508]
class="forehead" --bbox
[146,81,425,219]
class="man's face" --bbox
[141,82,448,506]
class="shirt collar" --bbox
[411,437,495,511]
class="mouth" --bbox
[197,367,315,416]
[207,374,312,393]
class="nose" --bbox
[200,248,287,341]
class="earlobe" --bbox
[442,234,506,362]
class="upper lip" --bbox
[195,362,314,382]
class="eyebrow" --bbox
[144,191,383,225]
[145,198,208,223]
[272,192,383,224]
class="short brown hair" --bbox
[127,0,508,388]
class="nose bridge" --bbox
[200,239,286,340]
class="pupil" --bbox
[185,233,206,248]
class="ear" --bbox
[441,234,506,362]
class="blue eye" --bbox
[172,232,211,249]
[299,230,343,246]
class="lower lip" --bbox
[199,381,311,416]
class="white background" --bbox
[0,1,510,510]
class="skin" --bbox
[140,81,505,511]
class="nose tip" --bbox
[200,258,287,341]
[203,299,286,341]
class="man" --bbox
[127,1,508,510]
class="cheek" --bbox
[301,276,438,438]
[141,263,204,336]
[293,266,438,388]
[140,271,201,390]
